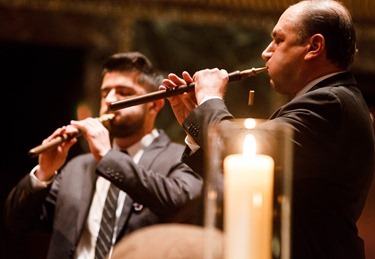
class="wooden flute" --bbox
[29,67,267,158]
[109,67,268,111]
[28,113,115,158]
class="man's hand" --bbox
[160,68,229,125]
[37,125,79,181]
[70,117,112,162]
[160,71,198,126]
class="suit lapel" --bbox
[138,131,168,168]
[116,195,134,238]
[75,161,98,243]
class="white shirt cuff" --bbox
[185,135,200,154]
[30,165,57,189]
[184,96,220,154]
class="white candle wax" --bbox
[223,153,274,259]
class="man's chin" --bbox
[111,128,133,138]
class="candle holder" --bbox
[203,118,293,259]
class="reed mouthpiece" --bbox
[241,67,268,78]
[98,113,115,122]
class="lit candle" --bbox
[223,134,274,259]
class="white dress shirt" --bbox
[30,129,160,259]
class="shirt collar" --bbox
[294,71,345,99]
[113,129,159,157]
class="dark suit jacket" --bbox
[182,72,375,259]
[4,130,203,259]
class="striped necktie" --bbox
[95,183,120,259]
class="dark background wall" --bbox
[0,42,87,259]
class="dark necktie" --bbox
[95,183,120,259]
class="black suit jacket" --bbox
[5,130,203,258]
[182,72,375,259]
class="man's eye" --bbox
[274,38,282,44]
[117,90,135,97]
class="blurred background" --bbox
[1,0,374,258]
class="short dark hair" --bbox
[296,0,356,69]
[102,52,162,92]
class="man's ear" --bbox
[149,99,165,114]
[305,34,325,60]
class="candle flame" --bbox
[243,134,256,158]
[244,118,257,129]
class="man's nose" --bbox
[261,42,273,60]
[105,89,118,102]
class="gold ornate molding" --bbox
[2,0,375,23]
[1,0,374,73]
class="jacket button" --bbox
[133,203,143,212]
